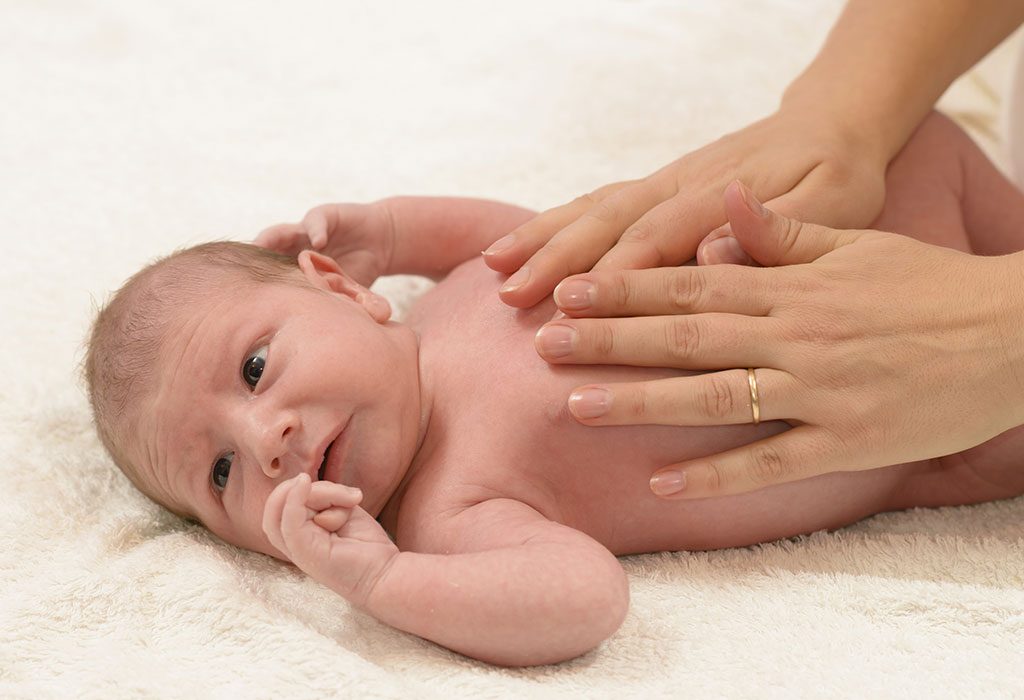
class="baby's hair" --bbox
[83,241,303,519]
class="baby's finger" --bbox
[279,473,314,544]
[306,481,363,511]
[301,207,331,249]
[262,477,297,554]
[254,223,306,251]
[313,507,354,532]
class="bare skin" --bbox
[239,114,1024,666]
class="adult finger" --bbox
[535,314,782,369]
[552,265,778,318]
[724,181,862,266]
[498,180,676,308]
[648,425,843,498]
[696,174,880,266]
[565,368,795,426]
[590,186,724,272]
[482,180,636,274]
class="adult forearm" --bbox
[1004,250,1024,421]
[360,543,629,666]
[782,0,1024,164]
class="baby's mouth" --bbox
[317,441,334,481]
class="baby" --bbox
[85,113,1024,666]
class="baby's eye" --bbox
[241,345,268,389]
[212,453,233,491]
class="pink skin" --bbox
[133,252,429,560]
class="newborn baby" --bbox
[85,113,1024,666]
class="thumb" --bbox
[723,180,861,265]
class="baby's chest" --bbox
[403,395,710,539]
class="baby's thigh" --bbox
[870,112,973,253]
[872,111,1024,255]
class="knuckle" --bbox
[665,317,702,362]
[572,192,600,208]
[777,216,804,259]
[626,385,649,419]
[667,270,705,311]
[619,222,653,244]
[589,322,617,358]
[748,445,788,485]
[696,374,737,421]
[702,462,726,493]
[610,271,633,309]
[584,198,619,224]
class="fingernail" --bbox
[568,387,611,419]
[737,182,767,218]
[484,233,516,256]
[554,279,595,311]
[650,470,686,496]
[535,324,577,358]
[500,265,531,293]
[701,236,751,265]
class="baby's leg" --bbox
[871,111,1024,255]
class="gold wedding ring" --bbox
[747,368,760,425]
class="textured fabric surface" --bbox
[2,2,1022,698]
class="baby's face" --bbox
[133,255,422,559]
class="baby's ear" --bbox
[297,251,392,323]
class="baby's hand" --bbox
[255,202,395,288]
[262,474,399,606]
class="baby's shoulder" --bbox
[394,481,556,555]
[390,444,558,554]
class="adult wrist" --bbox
[1001,250,1024,425]
[777,84,894,171]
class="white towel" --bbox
[2,2,1021,697]
[1008,39,1024,186]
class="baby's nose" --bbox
[246,409,300,478]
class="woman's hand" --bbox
[255,201,395,288]
[483,108,889,308]
[536,182,1024,498]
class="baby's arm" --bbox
[257,197,535,285]
[383,196,536,279]
[263,477,628,666]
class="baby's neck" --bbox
[374,324,435,535]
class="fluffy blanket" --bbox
[2,1,1021,697]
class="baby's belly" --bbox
[410,259,909,555]
[532,421,907,554]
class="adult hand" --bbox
[535,181,1024,498]
[483,109,889,308]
